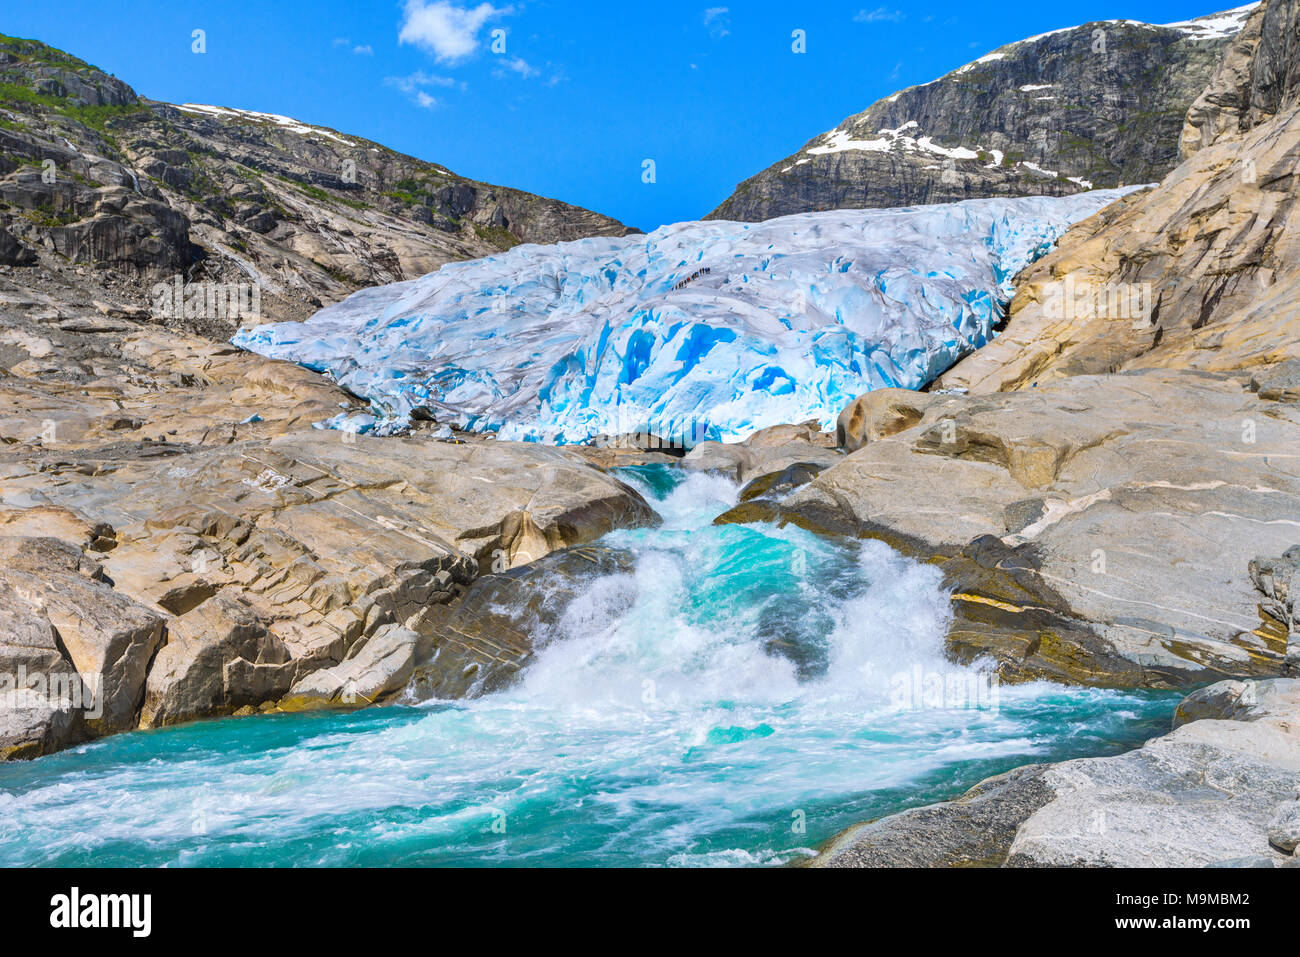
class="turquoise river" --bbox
[0,466,1178,866]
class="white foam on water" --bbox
[0,470,1171,866]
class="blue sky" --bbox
[4,0,1239,230]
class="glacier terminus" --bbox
[233,189,1138,445]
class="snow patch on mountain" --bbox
[176,104,357,146]
[793,120,1004,176]
[1014,3,1257,47]
[1163,2,1260,38]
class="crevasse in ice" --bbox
[232,190,1135,444]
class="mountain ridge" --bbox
[707,3,1259,221]
[0,32,633,330]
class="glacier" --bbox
[232,190,1136,445]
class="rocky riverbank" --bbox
[0,30,649,760]
[0,295,658,758]
[812,678,1300,867]
[719,369,1300,688]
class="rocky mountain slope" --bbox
[1182,0,1300,150]
[934,0,1299,393]
[0,34,632,332]
[708,4,1257,221]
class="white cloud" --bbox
[335,37,374,55]
[496,56,538,78]
[388,71,458,91]
[399,1,514,63]
[385,70,459,108]
[491,56,567,85]
[854,7,904,23]
[703,7,731,38]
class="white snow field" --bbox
[233,190,1136,445]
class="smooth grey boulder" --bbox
[1174,678,1300,728]
[1004,717,1300,867]
[140,595,295,728]
[812,765,1055,868]
[279,625,421,711]
[0,689,80,761]
[1267,801,1300,854]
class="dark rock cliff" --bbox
[1182,0,1300,151]
[708,5,1257,221]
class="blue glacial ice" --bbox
[232,190,1136,445]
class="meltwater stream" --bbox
[0,467,1177,867]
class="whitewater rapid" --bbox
[233,191,1137,444]
[0,469,1175,866]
